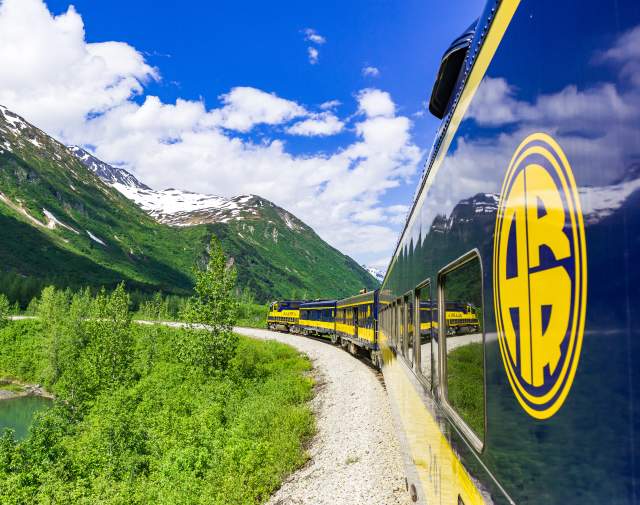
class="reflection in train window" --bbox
[391,304,394,349]
[392,302,397,349]
[441,254,484,443]
[405,294,414,367]
[415,282,433,389]
[399,301,403,352]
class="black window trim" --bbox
[437,248,486,454]
[414,278,433,391]
[401,290,414,369]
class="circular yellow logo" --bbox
[493,133,587,419]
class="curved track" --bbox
[236,327,409,505]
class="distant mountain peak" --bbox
[68,146,151,190]
[362,265,385,283]
[67,146,309,231]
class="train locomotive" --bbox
[268,0,640,503]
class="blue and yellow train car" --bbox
[336,290,380,365]
[266,300,304,333]
[377,0,640,503]
[299,300,337,342]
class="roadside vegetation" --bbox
[446,342,484,437]
[134,289,268,330]
[0,237,314,504]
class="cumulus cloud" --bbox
[208,87,307,132]
[307,47,319,65]
[286,112,344,136]
[362,66,380,77]
[304,28,324,65]
[595,25,640,86]
[304,28,326,45]
[420,30,640,229]
[0,0,157,138]
[467,77,634,127]
[357,89,396,118]
[0,0,423,268]
[319,99,341,110]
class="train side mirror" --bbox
[429,21,477,119]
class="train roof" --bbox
[300,299,337,309]
[337,289,378,307]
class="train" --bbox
[268,0,640,503]
[268,293,480,368]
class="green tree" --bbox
[83,284,134,395]
[180,236,239,373]
[36,286,71,384]
[0,294,10,329]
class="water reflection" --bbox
[0,396,52,441]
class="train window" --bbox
[440,252,485,448]
[391,303,396,348]
[395,301,401,350]
[404,293,414,367]
[415,281,433,389]
[398,301,403,351]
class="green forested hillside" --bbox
[0,106,377,303]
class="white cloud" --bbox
[320,99,340,110]
[0,0,157,138]
[0,0,423,267]
[362,66,380,77]
[307,47,319,65]
[421,45,640,227]
[467,77,634,127]
[304,28,326,45]
[208,86,307,132]
[286,112,343,136]
[357,88,396,118]
[595,25,640,86]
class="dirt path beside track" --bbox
[235,327,409,505]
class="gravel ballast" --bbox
[236,327,410,505]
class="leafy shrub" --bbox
[0,279,314,504]
[0,294,9,329]
[180,236,239,373]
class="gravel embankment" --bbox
[235,327,409,505]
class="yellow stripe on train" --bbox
[299,320,335,330]
[379,329,485,505]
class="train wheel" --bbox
[349,342,357,355]
[330,333,338,345]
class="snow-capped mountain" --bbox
[69,146,150,190]
[69,146,308,229]
[0,104,378,301]
[112,184,264,226]
[363,265,385,283]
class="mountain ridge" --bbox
[0,105,378,303]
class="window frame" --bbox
[402,290,415,368]
[414,278,433,391]
[437,249,486,453]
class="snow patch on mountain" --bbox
[69,146,150,190]
[43,209,79,234]
[580,177,640,224]
[86,230,106,246]
[111,183,266,226]
[363,265,385,283]
[113,184,239,215]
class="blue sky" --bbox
[0,0,485,269]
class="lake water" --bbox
[0,396,53,440]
